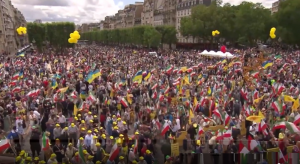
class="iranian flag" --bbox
[223,113,231,126]
[293,114,300,125]
[9,80,17,86]
[250,71,259,78]
[271,100,284,115]
[252,90,259,100]
[172,81,180,86]
[223,128,232,138]
[159,93,164,102]
[197,126,204,139]
[0,138,10,152]
[186,67,193,73]
[27,89,40,97]
[42,132,50,150]
[78,144,86,164]
[151,91,157,99]
[212,109,222,118]
[247,135,258,150]
[87,92,97,102]
[120,98,129,108]
[12,86,21,93]
[215,129,223,141]
[165,65,173,74]
[151,83,158,90]
[12,72,20,80]
[161,122,170,136]
[239,141,249,164]
[109,142,120,161]
[164,86,170,94]
[258,120,268,135]
[285,121,300,134]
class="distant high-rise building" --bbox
[33,19,42,23]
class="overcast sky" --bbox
[11,0,276,25]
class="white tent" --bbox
[199,50,235,58]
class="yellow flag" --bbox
[126,94,133,104]
[185,89,190,98]
[283,95,295,102]
[254,95,265,104]
[73,104,78,116]
[188,109,195,124]
[292,98,299,111]
[258,111,265,119]
[193,96,198,107]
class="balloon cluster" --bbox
[16,27,27,35]
[68,31,80,44]
[270,27,276,39]
[212,30,220,36]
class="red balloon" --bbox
[220,45,226,53]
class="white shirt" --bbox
[16,119,23,129]
[85,115,93,123]
[34,110,41,119]
[249,125,256,136]
[58,115,66,123]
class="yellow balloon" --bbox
[70,33,76,39]
[73,39,78,44]
[212,31,215,36]
[68,38,73,43]
[74,30,79,34]
[73,34,80,40]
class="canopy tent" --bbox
[199,50,235,58]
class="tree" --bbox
[143,26,161,47]
[155,25,177,47]
[27,22,75,52]
[275,0,300,45]
[27,23,46,52]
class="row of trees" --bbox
[179,0,300,45]
[80,25,177,48]
[27,22,75,51]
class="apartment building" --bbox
[99,20,109,30]
[123,2,143,28]
[141,0,154,26]
[271,0,286,14]
[115,10,125,29]
[153,0,177,26]
[176,0,212,43]
[0,0,27,53]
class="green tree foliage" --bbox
[274,0,300,45]
[81,25,177,47]
[27,23,46,51]
[27,22,75,51]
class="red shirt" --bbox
[140,147,147,157]
[43,81,49,88]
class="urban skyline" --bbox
[11,0,278,25]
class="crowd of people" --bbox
[0,45,300,164]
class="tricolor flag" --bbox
[271,100,285,115]
[12,72,20,80]
[12,86,21,93]
[120,98,129,108]
[42,132,50,150]
[0,138,10,152]
[239,141,249,164]
[78,144,86,164]
[161,122,170,136]
[165,65,173,74]
[109,141,120,161]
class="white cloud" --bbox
[11,0,124,24]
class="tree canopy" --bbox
[179,0,300,46]
[81,25,177,48]
[27,22,76,51]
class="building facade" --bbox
[0,0,27,54]
[141,0,154,26]
[176,0,211,43]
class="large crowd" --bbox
[0,45,300,164]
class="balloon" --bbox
[215,30,220,35]
[73,33,80,40]
[74,31,79,34]
[212,31,215,36]
[270,27,276,33]
[220,45,226,53]
[73,39,78,44]
[70,33,76,39]
[68,38,73,43]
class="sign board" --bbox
[171,143,179,156]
